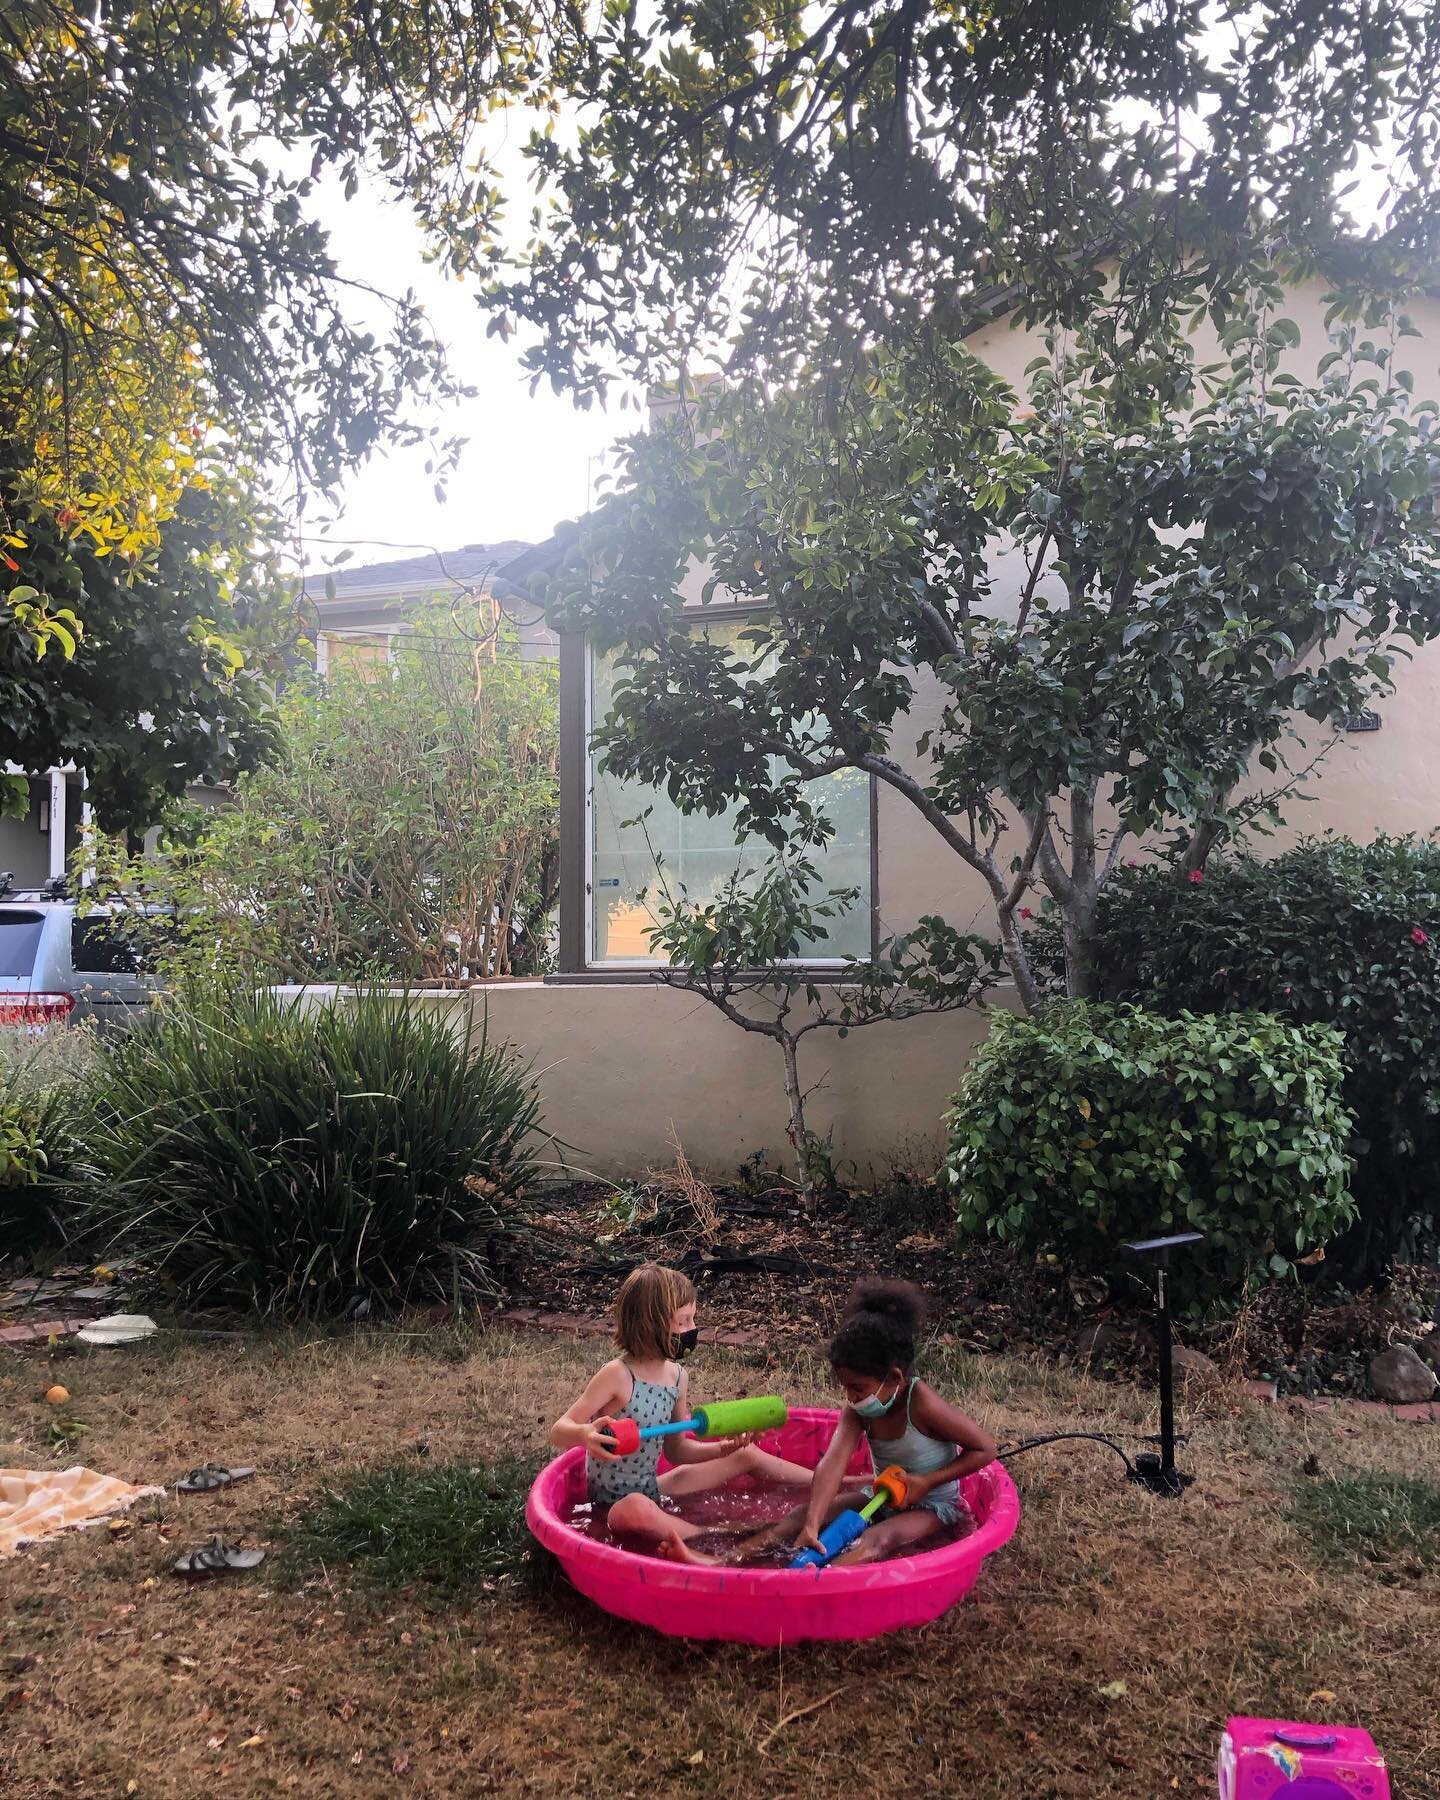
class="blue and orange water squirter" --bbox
[598,1395,789,1458]
[788,1465,910,1570]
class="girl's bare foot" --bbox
[656,1525,720,1566]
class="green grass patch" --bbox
[1288,1472,1440,1578]
[288,1456,552,1593]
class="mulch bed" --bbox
[499,1178,1439,1401]
[504,1178,1060,1360]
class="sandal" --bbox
[171,1536,265,1579]
[176,1463,255,1494]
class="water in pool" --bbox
[560,1475,973,1565]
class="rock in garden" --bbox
[1368,1343,1439,1404]
[1171,1346,1223,1390]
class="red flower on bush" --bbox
[1018,907,1034,921]
[1188,870,1205,885]
[1412,926,1430,946]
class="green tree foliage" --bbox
[945,1004,1355,1309]
[2,0,568,517]
[490,2,1440,396]
[90,608,558,983]
[1027,839,1440,1284]
[1,468,280,827]
[544,289,1440,1010]
[1,0,568,800]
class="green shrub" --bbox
[1029,837,1440,1283]
[945,1004,1354,1307]
[287,1457,546,1590]
[0,1024,101,1261]
[89,988,541,1317]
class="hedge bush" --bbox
[89,989,541,1317]
[945,1004,1354,1307]
[1030,837,1440,1282]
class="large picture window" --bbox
[587,621,872,965]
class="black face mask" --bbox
[672,1326,699,1358]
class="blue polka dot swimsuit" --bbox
[586,1363,681,1506]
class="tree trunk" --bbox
[996,908,1044,1015]
[778,1032,814,1200]
[1062,889,1101,1000]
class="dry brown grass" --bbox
[2,1325,1437,1799]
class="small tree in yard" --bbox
[646,856,997,1196]
[545,287,1440,1012]
[89,604,558,987]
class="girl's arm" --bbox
[899,1382,998,1502]
[550,1361,631,1460]
[795,1409,864,1551]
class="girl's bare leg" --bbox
[831,1508,941,1566]
[658,1444,814,1499]
[606,1492,704,1544]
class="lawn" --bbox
[2,1325,1437,1798]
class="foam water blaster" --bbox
[599,1395,788,1457]
[1217,1719,1390,1799]
[788,1465,910,1570]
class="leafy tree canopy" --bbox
[1,0,571,551]
[3,0,571,809]
[490,0,1440,396]
[1,462,281,829]
[545,275,1440,1009]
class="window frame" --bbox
[557,616,879,978]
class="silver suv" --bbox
[0,882,160,1031]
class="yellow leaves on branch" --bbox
[3,247,214,566]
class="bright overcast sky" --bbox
[305,133,631,573]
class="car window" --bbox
[72,917,142,975]
[0,911,45,977]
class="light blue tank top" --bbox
[864,1378,960,1510]
[586,1364,680,1506]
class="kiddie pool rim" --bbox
[525,1405,1022,1644]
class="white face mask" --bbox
[852,1382,899,1420]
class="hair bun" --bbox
[844,1277,925,1331]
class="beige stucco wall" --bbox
[277,983,1010,1182]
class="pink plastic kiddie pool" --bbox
[526,1406,1021,1644]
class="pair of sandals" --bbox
[171,1463,263,1579]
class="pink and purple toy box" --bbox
[1217,1718,1390,1799]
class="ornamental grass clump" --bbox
[0,1022,102,1260]
[89,988,541,1318]
[945,1003,1354,1309]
